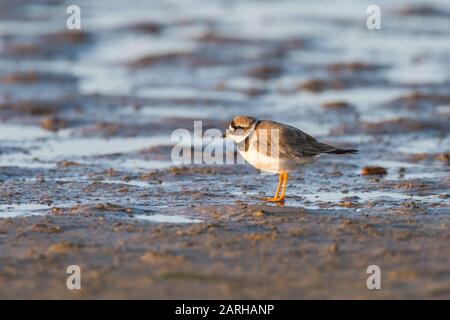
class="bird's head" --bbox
[223,115,258,144]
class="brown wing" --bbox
[253,120,337,159]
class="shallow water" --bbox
[0,0,449,219]
[0,203,52,218]
[134,214,203,224]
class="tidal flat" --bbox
[0,0,449,299]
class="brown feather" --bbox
[252,120,349,160]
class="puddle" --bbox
[265,87,411,128]
[326,135,374,144]
[101,179,151,188]
[0,203,51,218]
[0,158,56,169]
[364,160,447,180]
[297,190,442,210]
[135,105,242,120]
[396,136,450,154]
[0,124,53,141]
[134,214,202,224]
[32,136,171,158]
[112,159,172,170]
[136,87,247,103]
[87,35,196,64]
[437,105,450,115]
[1,136,172,169]
[385,61,449,85]
[270,86,407,110]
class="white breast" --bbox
[237,131,314,173]
[237,132,283,173]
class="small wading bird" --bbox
[223,115,358,204]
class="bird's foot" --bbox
[261,196,285,204]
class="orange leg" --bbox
[262,171,288,203]
[262,173,283,202]
[279,171,288,201]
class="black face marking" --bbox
[230,121,245,131]
[229,120,246,133]
[230,120,244,130]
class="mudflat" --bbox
[0,202,448,299]
[0,0,449,299]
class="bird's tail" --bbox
[327,148,358,155]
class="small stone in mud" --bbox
[43,30,91,45]
[296,79,347,92]
[96,203,127,211]
[321,101,353,110]
[140,251,185,265]
[339,196,360,208]
[128,22,163,34]
[48,242,80,254]
[389,92,450,110]
[361,118,448,135]
[339,201,356,208]
[297,79,327,92]
[435,152,450,164]
[407,153,430,163]
[31,223,62,234]
[253,210,268,218]
[327,62,381,72]
[0,72,39,84]
[247,233,266,241]
[105,168,119,176]
[51,207,64,215]
[394,182,427,190]
[247,65,282,80]
[1,101,58,116]
[40,117,67,131]
[57,161,81,167]
[118,186,129,193]
[3,43,39,56]
[126,52,191,69]
[396,5,449,17]
[327,242,339,253]
[361,166,388,176]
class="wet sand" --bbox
[0,202,448,299]
[0,0,449,299]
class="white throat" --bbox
[229,121,258,144]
